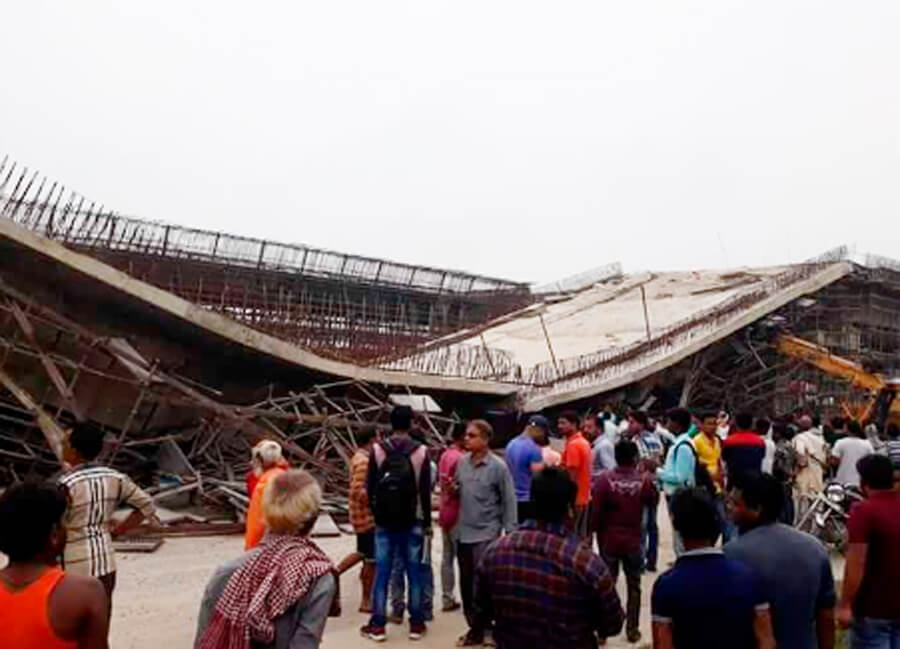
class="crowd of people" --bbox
[1,405,900,648]
[351,404,900,648]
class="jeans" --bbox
[516,501,534,526]
[389,554,405,616]
[370,525,424,627]
[665,495,685,557]
[714,495,736,544]
[389,534,434,621]
[852,618,900,649]
[642,503,659,570]
[441,527,459,607]
[458,540,492,635]
[779,484,796,526]
[602,551,642,635]
[574,504,592,541]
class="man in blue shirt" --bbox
[725,472,836,649]
[657,408,697,557]
[628,411,663,572]
[651,488,776,649]
[504,415,546,524]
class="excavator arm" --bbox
[775,333,895,427]
[775,334,887,392]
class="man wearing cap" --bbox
[505,416,547,524]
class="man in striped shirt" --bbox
[337,426,378,613]
[59,424,157,605]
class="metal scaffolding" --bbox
[0,155,532,363]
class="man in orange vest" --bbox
[245,440,289,550]
[0,482,110,649]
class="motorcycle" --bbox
[796,482,863,553]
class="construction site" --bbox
[2,154,900,508]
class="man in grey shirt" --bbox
[725,472,836,649]
[196,549,336,649]
[454,419,517,647]
[592,422,616,478]
[195,470,337,649]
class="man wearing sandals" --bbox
[455,419,518,647]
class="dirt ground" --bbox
[108,508,847,649]
[110,513,679,649]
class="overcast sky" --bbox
[2,1,899,284]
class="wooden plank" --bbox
[113,537,165,553]
[8,300,84,421]
[0,367,65,462]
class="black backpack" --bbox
[673,439,717,495]
[374,440,419,531]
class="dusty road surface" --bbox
[110,514,679,649]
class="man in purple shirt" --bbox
[504,416,547,524]
[593,440,657,644]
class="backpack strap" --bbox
[374,438,420,472]
[408,444,426,483]
[373,441,388,467]
[673,439,697,485]
[673,438,693,461]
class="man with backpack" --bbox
[657,408,699,557]
[361,406,433,643]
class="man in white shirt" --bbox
[793,415,829,518]
[755,417,777,475]
[716,411,732,440]
[602,412,620,446]
[591,419,616,478]
[830,420,874,487]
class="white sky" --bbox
[2,1,899,284]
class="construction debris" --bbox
[0,270,461,520]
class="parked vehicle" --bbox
[796,482,863,553]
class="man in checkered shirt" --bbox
[59,424,157,606]
[472,467,624,649]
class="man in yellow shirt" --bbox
[692,412,735,542]
[693,413,725,493]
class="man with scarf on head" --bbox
[196,470,338,649]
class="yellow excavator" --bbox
[774,333,900,428]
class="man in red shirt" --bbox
[560,410,592,540]
[838,454,900,646]
[438,425,466,612]
[721,412,765,543]
[722,412,767,484]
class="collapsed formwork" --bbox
[3,150,900,508]
[0,273,461,504]
[572,262,900,422]
[0,155,514,506]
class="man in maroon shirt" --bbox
[592,440,657,644]
[838,454,900,646]
[438,426,466,612]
